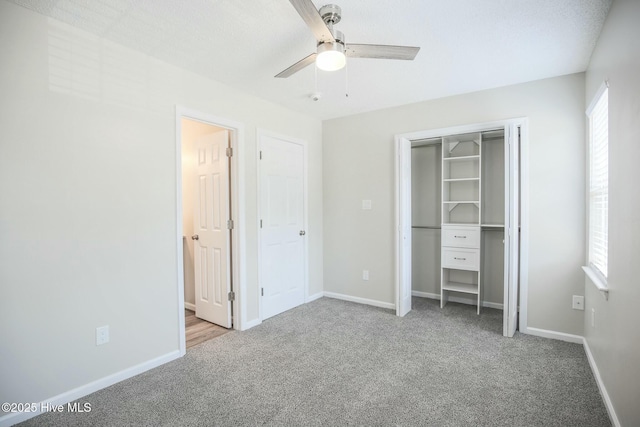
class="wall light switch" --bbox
[362,270,369,281]
[362,200,372,210]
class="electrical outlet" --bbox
[572,295,584,310]
[362,270,369,281]
[96,325,109,346]
[362,200,372,210]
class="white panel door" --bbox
[503,124,520,337]
[193,129,232,328]
[260,134,306,320]
[397,138,412,316]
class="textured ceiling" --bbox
[9,0,611,120]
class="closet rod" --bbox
[411,225,441,229]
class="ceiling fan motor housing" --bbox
[319,4,342,26]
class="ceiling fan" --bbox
[275,0,420,78]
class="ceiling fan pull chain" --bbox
[314,63,318,93]
[345,58,349,98]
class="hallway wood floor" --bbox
[185,309,230,349]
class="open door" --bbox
[193,129,232,328]
[503,124,520,337]
[396,137,412,316]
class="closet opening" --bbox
[395,120,527,337]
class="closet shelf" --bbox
[480,224,504,228]
[441,281,479,295]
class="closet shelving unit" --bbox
[441,133,482,314]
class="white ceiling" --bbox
[9,0,611,120]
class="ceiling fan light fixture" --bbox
[316,41,346,71]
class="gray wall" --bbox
[583,0,640,425]
[0,1,323,407]
[323,73,586,336]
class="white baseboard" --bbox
[520,326,583,344]
[306,292,323,303]
[0,350,181,427]
[583,338,620,427]
[239,317,261,331]
[184,302,196,311]
[323,292,395,310]
[412,290,504,310]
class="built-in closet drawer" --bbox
[442,226,480,248]
[441,248,480,271]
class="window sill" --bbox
[582,266,609,300]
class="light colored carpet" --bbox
[20,297,610,426]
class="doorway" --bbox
[394,119,528,337]
[175,107,246,356]
[182,120,232,328]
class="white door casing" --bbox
[394,119,528,335]
[193,129,232,328]
[259,133,306,320]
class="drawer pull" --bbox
[454,235,467,238]
[454,257,467,261]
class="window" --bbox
[586,83,608,282]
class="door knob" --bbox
[299,230,306,236]
[191,235,199,240]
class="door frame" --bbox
[256,128,309,322]
[394,118,529,336]
[175,106,247,356]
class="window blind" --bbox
[587,86,608,278]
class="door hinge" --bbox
[226,147,233,157]
[227,219,234,230]
[260,219,263,228]
[261,288,264,297]
[259,151,262,160]
[228,291,235,301]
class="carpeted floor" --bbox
[20,297,610,426]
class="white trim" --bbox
[583,338,621,427]
[256,129,310,322]
[323,291,395,310]
[184,302,196,312]
[0,351,181,427]
[394,118,529,335]
[520,326,583,344]
[582,266,609,300]
[411,291,504,310]
[307,291,324,303]
[175,106,248,333]
[586,80,610,116]
[241,317,262,330]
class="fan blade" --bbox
[289,0,335,43]
[275,53,317,78]
[346,44,420,60]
